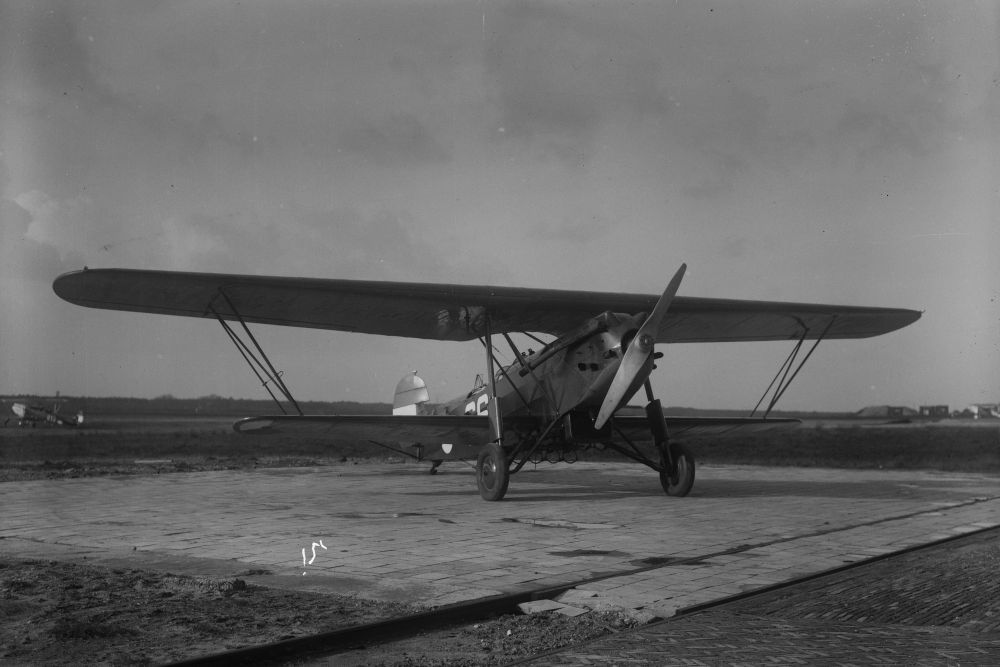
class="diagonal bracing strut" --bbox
[750,317,836,419]
[208,290,303,416]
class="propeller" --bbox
[593,263,686,430]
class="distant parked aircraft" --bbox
[5,394,84,427]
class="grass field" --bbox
[688,420,1000,471]
[1,414,998,481]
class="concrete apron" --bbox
[2,462,998,620]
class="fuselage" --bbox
[440,310,649,422]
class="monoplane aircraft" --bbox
[5,394,84,428]
[53,265,920,500]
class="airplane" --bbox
[5,394,84,428]
[52,265,920,500]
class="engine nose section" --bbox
[601,312,647,360]
[565,313,648,412]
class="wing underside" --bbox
[233,414,800,460]
[234,414,492,443]
[54,268,921,343]
[234,414,493,462]
[615,415,800,440]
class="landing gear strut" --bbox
[645,386,695,497]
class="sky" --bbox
[1,0,998,412]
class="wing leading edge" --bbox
[54,268,921,343]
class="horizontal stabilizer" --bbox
[392,371,430,416]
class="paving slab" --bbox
[1,462,998,616]
[526,526,1000,665]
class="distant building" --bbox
[856,405,918,419]
[919,405,949,419]
[953,404,1000,419]
[969,404,1000,419]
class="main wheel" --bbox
[658,442,695,497]
[476,443,510,501]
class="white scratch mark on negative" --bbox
[302,539,328,566]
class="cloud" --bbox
[57,2,473,170]
[528,212,612,245]
[135,202,455,282]
[484,1,671,159]
[1,197,32,234]
[681,151,749,200]
[336,113,450,166]
[12,188,104,257]
[834,104,928,167]
[0,194,76,281]
[14,190,60,240]
[2,2,92,95]
[281,207,451,281]
[158,216,227,269]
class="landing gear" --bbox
[476,442,509,501]
[642,390,694,497]
[658,441,695,497]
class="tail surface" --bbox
[392,371,430,416]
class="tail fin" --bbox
[393,371,430,416]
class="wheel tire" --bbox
[476,443,509,501]
[659,442,695,497]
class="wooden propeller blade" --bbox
[593,264,686,429]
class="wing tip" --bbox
[871,307,922,336]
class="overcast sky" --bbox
[2,1,997,412]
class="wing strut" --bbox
[750,317,836,419]
[483,316,503,444]
[500,332,560,416]
[208,290,304,416]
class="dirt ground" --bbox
[0,557,640,666]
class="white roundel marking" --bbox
[442,443,453,454]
